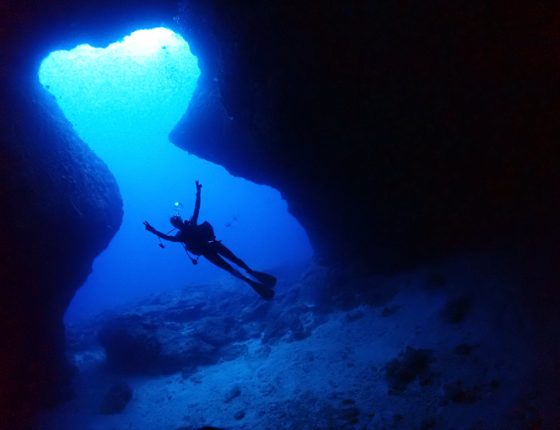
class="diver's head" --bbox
[170,215,184,229]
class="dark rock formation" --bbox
[98,315,220,375]
[0,0,174,424]
[97,299,262,376]
[1,0,178,75]
[173,1,560,271]
[99,381,133,415]
[95,273,335,377]
[0,60,122,427]
[52,262,560,428]
[233,410,246,421]
[441,379,499,405]
[191,316,245,347]
[384,347,434,394]
[223,385,241,403]
[98,317,163,373]
[452,343,477,356]
[439,297,473,324]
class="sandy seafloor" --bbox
[37,259,555,430]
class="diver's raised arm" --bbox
[191,181,202,225]
[143,221,181,242]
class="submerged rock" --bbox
[262,304,323,344]
[453,343,478,356]
[440,297,473,324]
[98,318,162,373]
[441,379,500,405]
[441,380,481,405]
[99,381,132,415]
[233,410,246,420]
[192,316,245,347]
[345,309,365,322]
[224,385,241,403]
[381,304,401,318]
[98,315,223,375]
[219,343,249,362]
[384,347,434,394]
[159,334,217,374]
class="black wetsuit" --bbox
[148,184,276,300]
[174,222,252,274]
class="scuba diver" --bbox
[143,181,277,300]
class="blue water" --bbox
[39,28,313,322]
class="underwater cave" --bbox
[1,1,560,429]
[38,27,313,321]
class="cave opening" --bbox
[38,27,313,322]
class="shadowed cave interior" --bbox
[1,2,560,429]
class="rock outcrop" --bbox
[173,1,560,270]
[0,72,122,426]
[0,0,169,425]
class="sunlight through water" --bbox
[39,27,313,321]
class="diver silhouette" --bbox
[143,181,276,300]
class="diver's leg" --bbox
[211,242,277,288]
[203,251,247,280]
[203,251,274,300]
[211,241,251,270]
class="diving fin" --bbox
[248,280,275,300]
[248,270,277,288]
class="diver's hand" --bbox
[195,180,202,191]
[143,221,155,233]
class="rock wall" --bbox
[0,58,121,430]
[0,0,178,425]
[173,0,560,271]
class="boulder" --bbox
[384,347,434,394]
[191,316,246,347]
[98,316,220,374]
[99,381,133,415]
[98,318,162,373]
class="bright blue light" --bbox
[39,27,200,151]
[39,28,313,321]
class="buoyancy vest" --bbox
[176,221,216,255]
